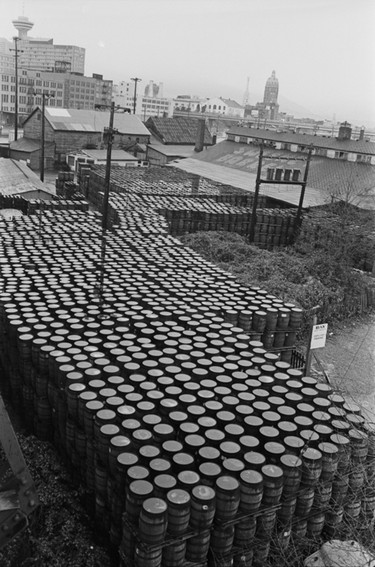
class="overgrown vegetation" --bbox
[180,214,374,344]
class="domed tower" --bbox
[263,70,279,105]
[12,15,34,39]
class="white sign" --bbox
[310,323,328,350]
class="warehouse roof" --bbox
[145,116,213,145]
[171,140,375,209]
[227,125,375,155]
[23,107,151,137]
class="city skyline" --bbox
[1,0,375,126]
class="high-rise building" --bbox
[11,15,85,74]
[263,70,279,105]
[0,15,111,126]
[243,77,250,107]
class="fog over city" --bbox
[1,0,375,126]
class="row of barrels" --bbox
[0,209,374,565]
[1,290,375,566]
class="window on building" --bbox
[1,75,9,82]
[1,94,8,103]
[56,99,62,106]
[2,85,9,91]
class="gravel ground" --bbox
[311,311,375,422]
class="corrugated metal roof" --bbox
[0,158,54,197]
[24,108,151,137]
[149,143,196,158]
[227,126,375,155]
[171,141,375,209]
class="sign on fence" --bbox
[310,323,328,350]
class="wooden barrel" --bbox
[261,464,284,506]
[256,509,276,540]
[210,524,235,554]
[134,547,162,567]
[307,512,326,538]
[162,540,186,567]
[215,475,240,522]
[295,487,315,517]
[189,485,216,530]
[126,480,153,523]
[166,489,190,535]
[138,498,168,545]
[239,469,263,513]
[185,532,211,563]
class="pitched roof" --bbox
[171,141,375,209]
[0,158,54,197]
[221,98,243,109]
[10,137,54,152]
[145,116,213,145]
[148,143,196,158]
[227,125,375,155]
[23,107,151,137]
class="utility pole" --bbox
[295,144,313,233]
[130,77,141,115]
[35,92,54,182]
[249,142,264,243]
[10,37,23,142]
[95,102,127,317]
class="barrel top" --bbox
[216,475,240,492]
[167,488,191,505]
[301,447,322,462]
[261,464,283,481]
[192,484,215,501]
[240,469,263,486]
[142,497,168,514]
[129,479,153,496]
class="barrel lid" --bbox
[192,484,215,501]
[142,497,167,515]
[239,435,259,450]
[280,453,302,469]
[178,470,200,486]
[262,411,281,424]
[216,475,240,493]
[314,424,333,438]
[133,429,153,442]
[162,440,183,454]
[100,424,119,437]
[301,447,322,462]
[173,452,195,467]
[300,429,320,444]
[278,421,298,435]
[198,446,220,461]
[205,429,225,443]
[139,445,160,459]
[150,458,171,473]
[199,461,222,477]
[129,479,153,496]
[240,469,263,487]
[244,451,266,469]
[154,474,177,491]
[284,436,305,451]
[220,441,241,456]
[264,442,285,457]
[260,426,279,440]
[261,464,283,483]
[222,458,245,475]
[278,406,296,418]
[318,442,338,456]
[167,488,190,505]
[117,452,138,468]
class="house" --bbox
[20,107,151,168]
[145,116,213,165]
[9,137,55,170]
[203,98,245,119]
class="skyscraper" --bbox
[263,70,279,105]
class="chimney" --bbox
[158,82,164,98]
[337,121,352,141]
[195,119,206,152]
[359,127,365,141]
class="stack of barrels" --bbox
[0,201,374,566]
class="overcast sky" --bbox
[1,0,375,126]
